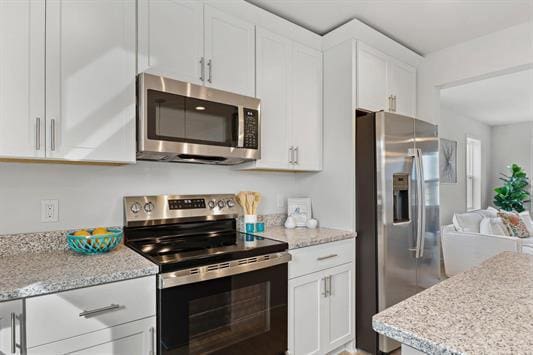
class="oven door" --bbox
[158,264,287,355]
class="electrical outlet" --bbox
[277,194,286,209]
[41,199,58,223]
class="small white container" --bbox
[284,216,296,229]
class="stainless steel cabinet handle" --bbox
[294,146,299,164]
[16,314,25,353]
[317,254,338,261]
[35,117,41,150]
[207,59,212,83]
[289,146,294,164]
[322,277,327,297]
[393,95,397,112]
[79,304,121,318]
[50,118,56,151]
[11,313,15,354]
[199,57,205,82]
[149,327,155,355]
[388,95,393,111]
[328,275,333,297]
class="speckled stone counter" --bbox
[256,226,356,249]
[0,232,158,302]
[373,252,533,354]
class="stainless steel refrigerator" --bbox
[355,111,441,354]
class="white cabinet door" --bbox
[357,44,388,112]
[27,316,155,355]
[204,5,255,96]
[388,60,417,117]
[291,44,323,171]
[288,271,324,355]
[45,0,136,163]
[0,0,45,159]
[324,263,354,351]
[254,27,292,170]
[138,0,204,84]
[0,300,24,355]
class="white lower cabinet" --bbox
[25,276,156,355]
[288,239,355,355]
[0,300,24,355]
[27,317,155,355]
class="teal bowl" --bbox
[67,229,123,255]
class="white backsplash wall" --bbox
[0,161,299,234]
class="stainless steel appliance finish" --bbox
[124,193,240,227]
[159,251,291,289]
[137,73,261,165]
[356,111,441,354]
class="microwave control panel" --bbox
[243,108,259,149]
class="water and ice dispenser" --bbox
[393,173,410,223]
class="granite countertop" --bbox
[256,225,356,249]
[0,233,158,302]
[372,252,533,355]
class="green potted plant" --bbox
[493,164,530,213]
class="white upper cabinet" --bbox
[138,0,204,85]
[357,42,417,117]
[291,44,323,171]
[254,28,292,170]
[243,27,323,172]
[45,0,136,163]
[0,0,45,159]
[204,5,255,97]
[388,60,417,117]
[357,44,388,113]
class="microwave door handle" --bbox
[237,106,245,147]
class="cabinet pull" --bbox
[149,327,155,355]
[328,275,333,297]
[322,277,328,297]
[79,304,121,318]
[294,146,299,164]
[11,313,15,354]
[393,95,397,112]
[35,117,41,150]
[15,314,25,353]
[207,59,212,83]
[288,146,294,164]
[50,118,56,151]
[388,95,393,112]
[199,57,205,82]
[317,254,338,261]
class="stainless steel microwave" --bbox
[137,73,260,165]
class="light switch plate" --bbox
[41,199,58,223]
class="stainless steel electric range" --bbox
[123,194,290,355]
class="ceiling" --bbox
[245,0,532,55]
[440,68,533,126]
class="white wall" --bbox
[0,162,299,234]
[418,21,533,125]
[438,107,492,225]
[490,122,533,206]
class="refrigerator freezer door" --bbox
[375,112,419,352]
[415,119,442,289]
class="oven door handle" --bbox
[237,106,245,148]
[159,251,292,289]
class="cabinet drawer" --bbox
[289,238,355,279]
[26,276,156,348]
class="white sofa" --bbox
[442,224,533,277]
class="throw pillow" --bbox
[519,211,533,237]
[480,217,509,236]
[452,212,484,233]
[498,211,529,238]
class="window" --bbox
[466,137,482,211]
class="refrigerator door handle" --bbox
[408,148,425,258]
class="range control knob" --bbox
[144,202,154,213]
[226,199,235,208]
[130,202,142,214]
[217,200,226,209]
[208,200,216,209]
